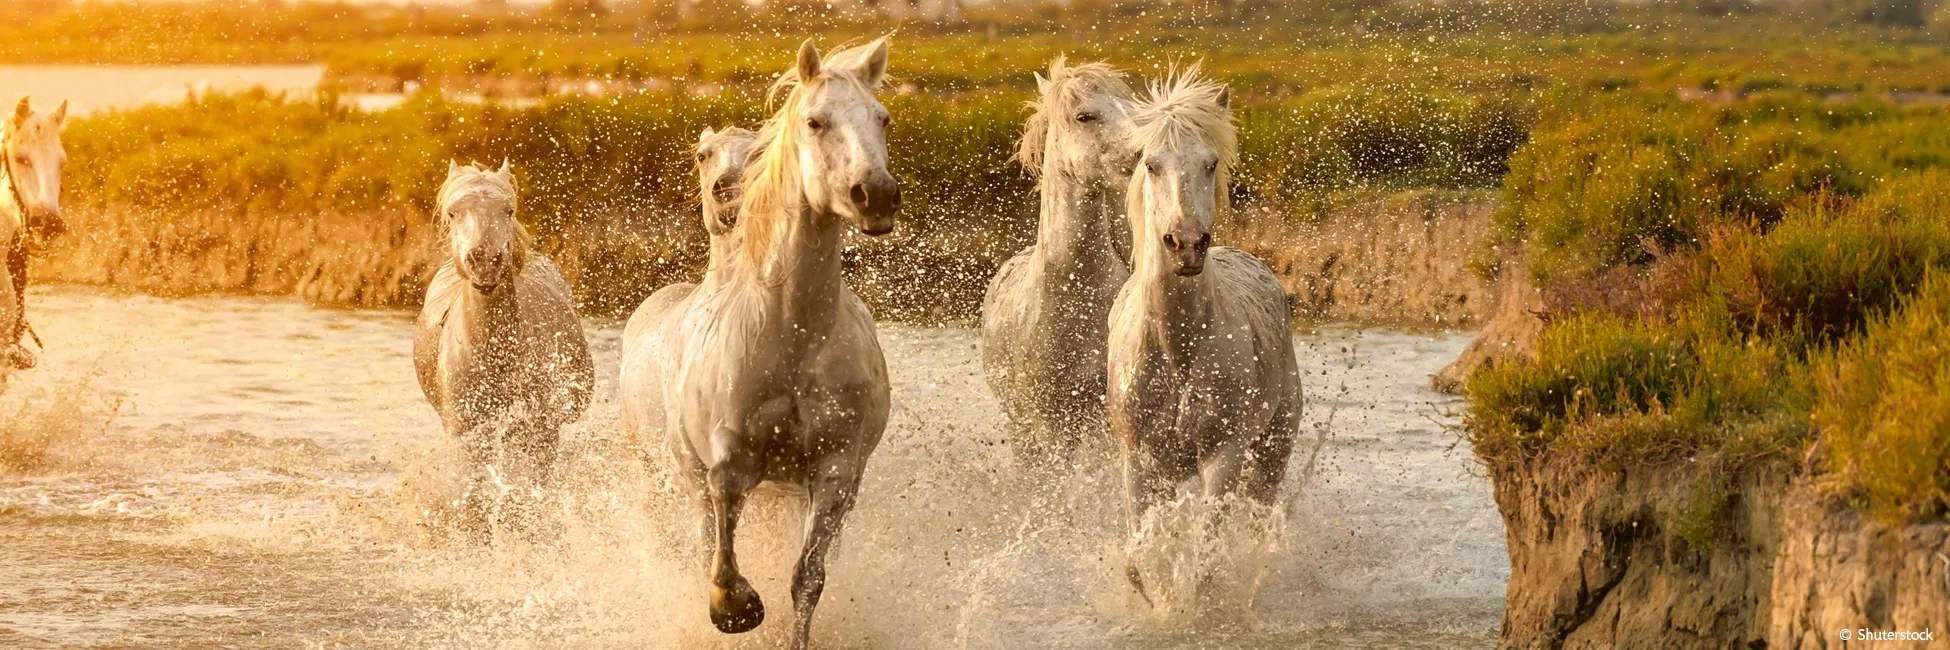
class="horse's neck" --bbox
[1132,251,1214,366]
[745,205,849,338]
[1030,171,1121,293]
[452,277,525,360]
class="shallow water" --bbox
[0,285,1505,648]
[0,65,328,116]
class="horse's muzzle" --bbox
[849,172,900,236]
[23,207,64,247]
[1164,230,1210,276]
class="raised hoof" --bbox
[710,576,765,634]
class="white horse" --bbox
[619,125,760,455]
[0,96,69,381]
[639,39,898,649]
[412,160,594,538]
[1105,65,1302,603]
[980,58,1137,467]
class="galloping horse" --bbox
[413,161,594,537]
[1105,64,1302,603]
[1,96,69,381]
[981,59,1137,467]
[636,40,899,649]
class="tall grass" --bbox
[1816,268,1950,522]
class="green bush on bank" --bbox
[1816,268,1950,522]
[1470,94,1950,521]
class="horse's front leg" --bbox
[1118,432,1178,607]
[788,449,867,650]
[705,429,765,634]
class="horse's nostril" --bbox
[1195,233,1211,251]
[1162,233,1178,249]
[849,183,870,206]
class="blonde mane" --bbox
[1016,57,1132,176]
[736,39,889,270]
[437,162,532,274]
[1128,62,1237,215]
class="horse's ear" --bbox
[1033,72,1050,95]
[12,97,29,126]
[447,159,460,177]
[51,100,67,126]
[1216,87,1230,110]
[496,158,513,181]
[795,39,821,82]
[851,38,889,88]
[700,126,715,142]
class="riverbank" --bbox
[1458,79,1950,646]
[35,190,1502,330]
[1493,455,1950,648]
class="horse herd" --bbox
[2,38,1305,649]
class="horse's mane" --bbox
[1128,62,1237,214]
[736,39,888,270]
[1017,57,1132,177]
[436,162,532,273]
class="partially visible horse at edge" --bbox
[1104,64,1303,606]
[981,58,1138,468]
[412,160,594,539]
[632,39,900,650]
[1,96,69,385]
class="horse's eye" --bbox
[13,156,27,167]
[806,117,825,131]
[879,114,891,128]
[1145,161,1158,174]
[1206,161,1218,174]
[1076,112,1097,124]
[696,152,708,163]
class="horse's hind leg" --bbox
[789,463,864,650]
[706,445,765,634]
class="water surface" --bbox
[0,285,1505,648]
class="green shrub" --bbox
[1815,268,1950,523]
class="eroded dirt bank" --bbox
[1494,455,1950,649]
[35,190,1501,328]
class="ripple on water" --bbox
[0,286,1504,648]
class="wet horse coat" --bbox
[631,39,900,650]
[412,161,593,535]
[1105,65,1303,603]
[980,59,1137,466]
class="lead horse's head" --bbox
[4,97,69,248]
[437,160,527,294]
[741,38,900,246]
[1126,63,1235,277]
